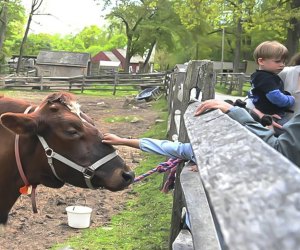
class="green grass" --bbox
[215,81,251,96]
[70,86,139,97]
[0,86,140,98]
[104,115,143,123]
[52,98,172,250]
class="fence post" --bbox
[237,73,245,96]
[168,60,215,249]
[40,75,44,91]
[113,73,118,95]
[81,75,85,93]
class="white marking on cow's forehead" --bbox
[67,101,81,116]
[67,101,88,123]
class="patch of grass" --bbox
[215,82,250,97]
[70,86,139,97]
[0,89,48,96]
[104,115,143,123]
[52,98,172,250]
[142,98,169,139]
[0,87,139,98]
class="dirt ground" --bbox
[0,91,161,250]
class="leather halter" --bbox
[15,106,38,213]
[15,105,118,213]
[37,135,118,189]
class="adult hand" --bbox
[194,99,233,116]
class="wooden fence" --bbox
[0,72,167,95]
[216,72,250,96]
[167,60,300,250]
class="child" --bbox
[248,41,295,127]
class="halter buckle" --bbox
[83,167,95,179]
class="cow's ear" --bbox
[0,113,37,135]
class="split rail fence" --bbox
[0,72,167,95]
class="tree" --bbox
[173,0,300,71]
[105,1,159,72]
[16,0,44,74]
[0,0,25,63]
[98,0,190,72]
[0,0,8,60]
[285,0,300,57]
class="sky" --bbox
[22,0,107,35]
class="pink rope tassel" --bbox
[134,158,183,189]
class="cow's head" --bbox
[0,92,134,191]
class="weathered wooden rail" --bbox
[167,60,300,250]
[1,72,167,95]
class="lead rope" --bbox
[134,158,183,193]
[15,106,38,213]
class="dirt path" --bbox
[0,91,160,250]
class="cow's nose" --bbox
[122,171,135,184]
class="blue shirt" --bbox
[249,70,294,114]
[139,138,195,162]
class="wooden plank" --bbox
[184,102,300,250]
[172,229,194,250]
[180,167,221,250]
[169,61,215,249]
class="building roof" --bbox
[174,64,188,72]
[114,48,144,63]
[99,61,121,67]
[102,51,120,62]
[36,51,90,67]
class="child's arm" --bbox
[266,89,295,108]
[102,133,194,161]
[102,133,140,149]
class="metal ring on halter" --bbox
[45,148,54,157]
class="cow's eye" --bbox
[65,129,79,137]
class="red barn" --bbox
[91,48,144,73]
[111,48,144,73]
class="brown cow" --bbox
[0,92,134,224]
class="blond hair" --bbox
[253,41,288,64]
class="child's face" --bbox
[258,58,285,73]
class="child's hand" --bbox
[189,165,198,172]
[251,108,283,129]
[102,133,124,145]
[103,134,140,149]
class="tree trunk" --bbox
[16,12,32,74]
[140,40,156,73]
[286,0,300,57]
[233,18,242,73]
[16,0,43,75]
[0,0,8,59]
[124,36,133,73]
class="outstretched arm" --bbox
[102,133,194,161]
[102,133,140,149]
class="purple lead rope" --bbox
[134,158,183,192]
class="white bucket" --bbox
[65,205,92,229]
